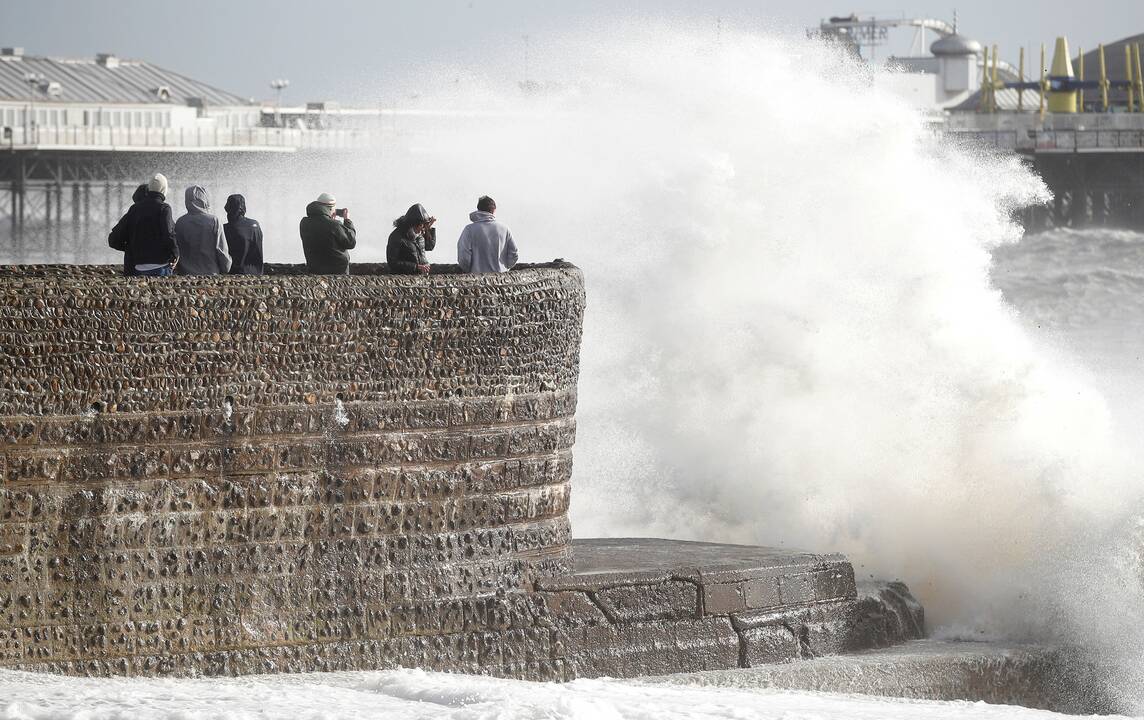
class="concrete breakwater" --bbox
[0,263,922,680]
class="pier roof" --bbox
[0,51,250,107]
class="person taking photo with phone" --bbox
[300,192,357,275]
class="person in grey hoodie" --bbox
[174,185,231,276]
[456,196,518,273]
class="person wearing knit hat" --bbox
[147,173,168,197]
[124,172,179,276]
[300,192,356,274]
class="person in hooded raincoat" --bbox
[223,194,265,275]
[300,192,357,275]
[174,185,231,276]
[386,203,436,275]
[108,183,148,276]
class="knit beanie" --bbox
[147,173,168,196]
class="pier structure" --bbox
[944,111,1144,229]
[0,48,390,258]
[938,33,1144,230]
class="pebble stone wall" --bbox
[0,263,585,678]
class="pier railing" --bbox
[950,128,1144,153]
[2,125,376,151]
[942,112,1144,154]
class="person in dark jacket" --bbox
[300,192,357,274]
[126,173,179,277]
[386,203,436,275]
[108,183,148,276]
[223,194,264,275]
[174,186,231,276]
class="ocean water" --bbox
[4,21,1144,718]
[0,665,1130,720]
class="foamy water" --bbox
[0,667,1126,720]
[3,21,1144,717]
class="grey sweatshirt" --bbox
[174,186,232,276]
[456,211,518,273]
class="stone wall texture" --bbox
[0,263,585,678]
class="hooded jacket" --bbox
[174,186,231,276]
[386,203,437,274]
[108,184,149,275]
[300,201,357,275]
[457,211,518,273]
[125,190,179,269]
[223,194,265,275]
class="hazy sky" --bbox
[3,0,1143,103]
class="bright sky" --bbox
[2,0,1142,103]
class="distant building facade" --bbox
[0,47,259,140]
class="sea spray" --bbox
[329,23,1138,637]
[44,21,1144,700]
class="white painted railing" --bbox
[0,125,375,150]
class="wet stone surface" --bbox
[541,539,926,678]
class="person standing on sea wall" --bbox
[174,185,231,276]
[387,203,436,275]
[456,195,518,273]
[108,183,148,276]
[223,194,265,275]
[300,193,357,275]
[126,173,179,278]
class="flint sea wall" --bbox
[0,263,584,678]
[0,262,924,680]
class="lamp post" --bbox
[270,78,290,128]
[23,71,43,144]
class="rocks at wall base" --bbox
[538,538,926,679]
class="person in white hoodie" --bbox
[456,196,518,273]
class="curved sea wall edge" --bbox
[0,263,583,678]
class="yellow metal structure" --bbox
[1127,45,1136,112]
[1134,44,1144,112]
[1099,44,1109,111]
[1039,44,1047,119]
[991,44,1000,113]
[1018,46,1025,111]
[1078,48,1085,109]
[980,45,991,112]
[1047,36,1077,113]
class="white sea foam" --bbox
[0,667,1124,720]
[329,22,1141,642]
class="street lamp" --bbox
[270,78,290,128]
[24,71,44,143]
